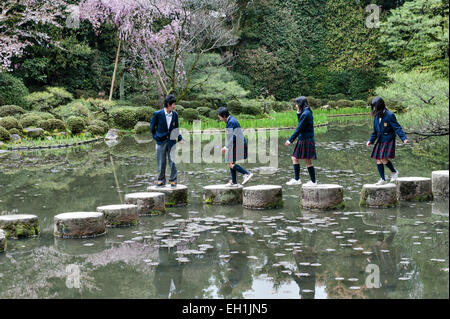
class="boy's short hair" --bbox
[217,107,230,118]
[164,94,177,108]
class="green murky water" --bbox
[0,119,448,299]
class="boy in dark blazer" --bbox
[150,94,184,187]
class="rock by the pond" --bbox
[432,170,449,197]
[396,177,433,201]
[96,204,139,227]
[23,127,44,138]
[203,185,243,205]
[134,121,150,134]
[360,183,398,208]
[0,214,40,239]
[0,229,6,253]
[432,198,449,217]
[147,185,188,207]
[11,134,21,143]
[124,192,166,215]
[105,128,121,140]
[301,184,344,210]
[243,185,283,210]
[54,212,106,239]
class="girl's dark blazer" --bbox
[288,107,314,144]
[150,109,183,147]
[369,110,407,144]
[225,115,247,149]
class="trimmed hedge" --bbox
[37,119,65,132]
[66,116,86,134]
[227,100,243,114]
[19,114,42,128]
[111,108,139,129]
[182,108,199,123]
[136,106,156,122]
[89,120,109,133]
[208,109,218,119]
[336,99,353,108]
[175,105,185,117]
[327,101,337,108]
[0,73,28,107]
[353,100,366,107]
[0,105,26,117]
[87,125,105,136]
[0,126,10,142]
[197,107,212,117]
[242,104,261,116]
[54,99,91,119]
[0,116,22,130]
[8,128,21,136]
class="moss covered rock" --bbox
[0,214,40,239]
[147,185,188,207]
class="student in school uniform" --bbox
[366,96,408,185]
[284,96,317,186]
[218,107,254,187]
[150,94,184,187]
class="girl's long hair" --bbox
[371,96,386,118]
[295,96,311,114]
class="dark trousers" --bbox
[156,141,177,183]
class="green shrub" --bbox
[111,108,139,129]
[0,116,22,130]
[387,100,407,113]
[306,97,321,108]
[227,100,243,114]
[0,126,10,142]
[208,109,218,119]
[175,105,185,117]
[74,89,97,99]
[85,98,116,111]
[66,116,86,134]
[0,105,26,117]
[8,128,21,136]
[46,87,74,106]
[336,99,353,108]
[87,125,105,136]
[367,96,377,106]
[179,100,203,109]
[27,111,55,120]
[242,104,261,116]
[24,91,53,111]
[38,119,65,132]
[19,114,42,128]
[238,114,256,120]
[89,120,109,133]
[0,73,29,107]
[136,106,156,122]
[182,108,199,123]
[327,101,337,108]
[197,107,212,117]
[329,93,347,101]
[353,100,366,107]
[54,99,91,119]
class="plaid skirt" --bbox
[225,142,248,163]
[293,138,317,160]
[371,140,395,159]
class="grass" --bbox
[6,133,100,148]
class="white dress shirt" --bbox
[165,109,173,129]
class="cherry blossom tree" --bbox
[0,0,69,71]
[79,0,239,99]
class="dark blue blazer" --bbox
[150,109,183,147]
[288,107,314,143]
[369,110,407,144]
[225,115,247,149]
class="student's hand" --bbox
[221,147,228,153]
[366,141,371,147]
[403,139,408,144]
[284,141,291,147]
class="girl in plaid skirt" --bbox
[367,97,408,185]
[285,96,317,186]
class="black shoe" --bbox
[156,181,165,187]
[170,181,177,187]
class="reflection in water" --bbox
[0,122,448,299]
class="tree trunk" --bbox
[109,38,122,101]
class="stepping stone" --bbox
[203,185,243,205]
[243,185,283,210]
[301,184,344,210]
[432,170,449,197]
[124,192,166,215]
[360,183,398,208]
[0,230,5,253]
[96,204,139,227]
[146,185,188,207]
[396,177,433,201]
[0,214,40,239]
[54,212,106,239]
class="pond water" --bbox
[0,118,448,299]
